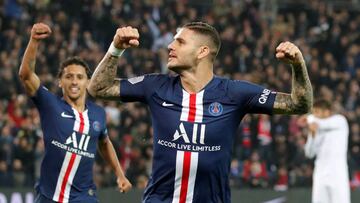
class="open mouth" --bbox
[168,53,177,59]
[70,87,80,94]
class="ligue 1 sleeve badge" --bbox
[208,102,223,116]
[93,121,101,132]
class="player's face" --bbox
[59,64,89,101]
[167,28,200,71]
[313,107,331,118]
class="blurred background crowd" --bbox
[0,0,360,192]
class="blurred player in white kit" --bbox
[303,99,350,203]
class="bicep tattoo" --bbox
[89,53,121,99]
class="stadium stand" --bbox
[0,0,359,193]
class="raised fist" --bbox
[275,41,304,66]
[31,23,52,41]
[113,26,140,49]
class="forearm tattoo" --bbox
[273,61,313,114]
[89,53,121,99]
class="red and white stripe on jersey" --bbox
[172,151,199,203]
[52,152,81,203]
[75,111,90,151]
[53,110,90,203]
[73,109,90,137]
[174,90,204,202]
[180,90,204,123]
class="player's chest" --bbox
[45,109,103,157]
[149,89,238,123]
[149,90,240,145]
[50,107,103,141]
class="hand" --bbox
[117,176,132,193]
[308,122,319,137]
[113,26,140,49]
[31,23,52,41]
[296,115,308,127]
[275,41,304,65]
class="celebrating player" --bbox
[88,22,313,203]
[18,23,131,203]
[304,99,350,203]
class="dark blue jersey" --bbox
[120,74,276,203]
[31,85,107,203]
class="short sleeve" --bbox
[99,126,108,140]
[98,108,108,140]
[228,80,277,114]
[31,85,57,112]
[120,74,166,103]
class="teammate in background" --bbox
[303,99,350,203]
[88,22,313,203]
[18,23,131,203]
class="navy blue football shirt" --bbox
[120,74,276,203]
[31,85,107,203]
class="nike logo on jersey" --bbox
[162,102,174,107]
[61,112,73,118]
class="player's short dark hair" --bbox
[313,99,332,110]
[57,56,91,79]
[182,22,221,60]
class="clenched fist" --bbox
[31,23,52,41]
[113,26,140,49]
[275,41,304,66]
[117,176,132,193]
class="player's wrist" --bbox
[30,37,41,44]
[108,42,125,57]
[292,54,305,66]
[115,169,125,179]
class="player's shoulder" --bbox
[86,100,106,115]
[209,76,244,88]
[206,77,256,97]
[133,73,170,81]
[149,73,176,82]
[127,73,173,86]
[225,78,261,89]
[39,85,50,92]
[36,85,55,96]
[221,77,267,95]
[32,84,62,101]
[331,114,348,123]
[148,73,180,87]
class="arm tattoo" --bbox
[273,60,313,114]
[88,53,121,100]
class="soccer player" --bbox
[304,99,350,203]
[18,23,132,203]
[88,22,313,203]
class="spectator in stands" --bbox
[242,151,269,188]
[0,0,359,190]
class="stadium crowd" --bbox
[0,0,359,191]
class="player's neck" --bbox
[63,95,86,112]
[180,65,214,93]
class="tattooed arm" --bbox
[273,42,313,114]
[87,53,121,100]
[19,23,51,96]
[88,26,139,100]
